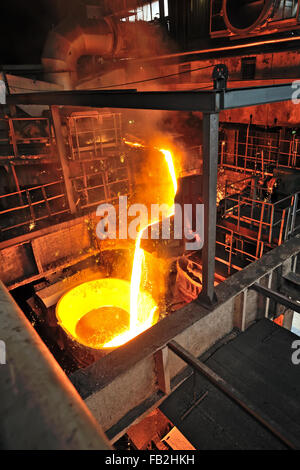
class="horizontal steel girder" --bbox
[3,83,296,112]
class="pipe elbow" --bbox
[42,17,115,89]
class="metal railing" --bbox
[285,191,300,239]
[0,117,53,159]
[67,112,123,161]
[0,180,69,235]
[220,133,300,174]
[0,112,130,235]
[71,154,130,210]
[221,190,300,257]
[216,224,260,275]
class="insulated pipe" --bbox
[42,17,164,89]
[42,17,120,89]
[0,280,111,450]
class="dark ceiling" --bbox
[1,0,82,65]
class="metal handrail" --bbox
[0,180,69,233]
[221,190,300,251]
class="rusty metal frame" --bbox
[67,112,123,161]
[0,180,69,234]
[221,132,300,174]
[4,82,297,305]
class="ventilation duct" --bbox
[42,17,121,89]
[42,17,164,89]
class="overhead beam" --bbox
[4,83,295,112]
[5,89,220,112]
[223,83,295,109]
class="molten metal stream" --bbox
[103,147,177,348]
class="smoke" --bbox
[0,0,82,64]
[73,7,204,176]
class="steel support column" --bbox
[197,112,219,306]
[159,0,165,19]
[51,106,77,214]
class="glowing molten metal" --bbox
[127,149,177,347]
[56,147,177,350]
[56,278,158,349]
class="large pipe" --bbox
[42,17,119,89]
[42,17,164,89]
[0,280,112,450]
[222,0,277,34]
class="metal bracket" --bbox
[212,64,229,91]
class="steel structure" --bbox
[2,80,297,304]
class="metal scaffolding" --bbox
[3,80,298,305]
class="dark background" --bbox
[0,0,82,65]
[0,0,213,66]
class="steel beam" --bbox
[197,112,219,306]
[6,89,220,112]
[168,340,297,449]
[51,106,77,214]
[159,0,165,19]
[250,282,300,313]
[4,83,295,112]
[223,83,294,109]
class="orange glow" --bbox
[130,149,177,336]
[274,315,284,327]
[56,278,158,349]
[123,139,144,148]
[109,147,178,347]
[161,148,178,196]
[57,145,178,350]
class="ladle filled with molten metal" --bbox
[56,146,177,350]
